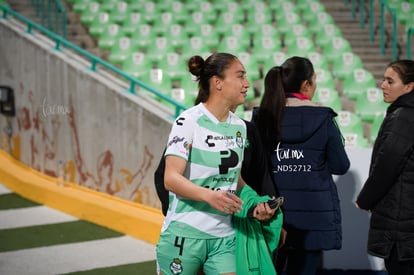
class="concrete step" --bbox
[319,0,397,92]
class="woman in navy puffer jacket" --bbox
[252,56,350,275]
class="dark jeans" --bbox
[274,247,322,275]
[384,245,414,275]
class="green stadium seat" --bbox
[197,1,218,23]
[157,52,187,81]
[263,51,287,71]
[97,24,125,50]
[72,0,94,13]
[152,12,175,35]
[145,36,173,63]
[80,1,100,25]
[168,77,199,109]
[283,24,312,48]
[385,0,403,10]
[313,24,343,50]
[123,0,147,11]
[315,68,336,90]
[215,11,245,35]
[167,87,193,109]
[122,52,154,79]
[180,36,212,60]
[245,10,273,34]
[370,112,386,144]
[306,11,335,34]
[240,0,267,12]
[169,1,188,24]
[198,24,220,51]
[355,87,389,123]
[300,0,326,23]
[313,87,342,112]
[307,51,330,71]
[108,37,138,65]
[287,36,316,57]
[251,23,280,44]
[107,2,130,24]
[139,68,173,101]
[279,1,299,13]
[184,11,209,36]
[251,36,283,64]
[336,111,369,148]
[394,2,413,25]
[181,0,203,13]
[275,11,301,36]
[99,0,123,12]
[331,52,364,81]
[122,11,144,36]
[88,12,114,38]
[99,0,117,12]
[130,24,156,51]
[135,1,159,24]
[162,24,189,50]
[234,104,253,121]
[214,1,245,23]
[321,36,353,63]
[343,68,377,100]
[238,51,261,83]
[228,24,251,49]
[155,0,174,12]
[216,36,249,54]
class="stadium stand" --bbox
[313,87,343,112]
[370,111,386,144]
[4,0,412,147]
[354,87,390,123]
[336,111,370,148]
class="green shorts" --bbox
[156,230,236,275]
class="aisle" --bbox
[0,183,157,275]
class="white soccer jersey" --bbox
[162,103,246,239]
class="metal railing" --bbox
[31,0,67,39]
[379,0,398,60]
[344,0,414,60]
[367,0,413,60]
[0,4,187,118]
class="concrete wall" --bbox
[0,18,174,209]
[0,18,385,270]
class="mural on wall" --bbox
[0,81,159,208]
[67,94,155,204]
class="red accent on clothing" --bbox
[287,92,310,100]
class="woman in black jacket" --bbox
[356,60,414,275]
[252,56,350,275]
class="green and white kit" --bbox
[162,103,246,239]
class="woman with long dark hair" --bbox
[252,56,350,274]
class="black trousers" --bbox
[384,245,414,275]
[274,248,322,275]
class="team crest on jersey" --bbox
[183,141,191,152]
[170,258,183,274]
[236,131,243,148]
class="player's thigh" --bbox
[203,234,236,275]
[156,231,206,275]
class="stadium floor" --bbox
[0,183,157,275]
[0,182,389,275]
